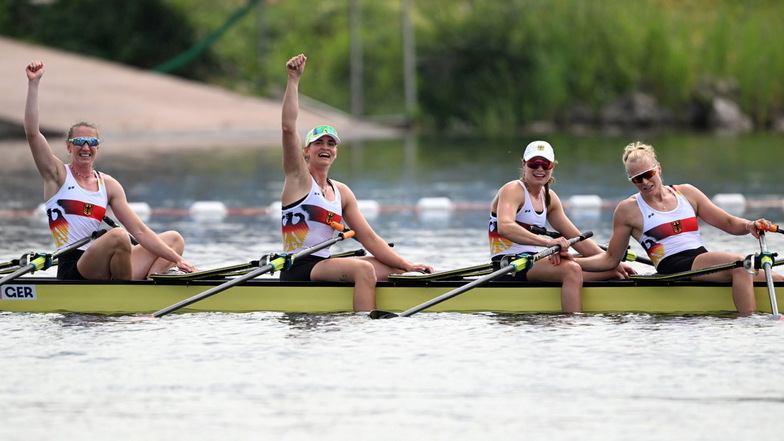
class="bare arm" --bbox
[105,176,196,272]
[680,184,768,238]
[24,60,65,198]
[577,200,638,272]
[495,182,569,249]
[546,191,605,256]
[281,54,312,205]
[338,182,431,273]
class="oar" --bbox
[527,225,654,266]
[0,229,107,286]
[757,231,782,320]
[370,231,593,319]
[144,224,356,318]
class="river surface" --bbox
[2,133,784,440]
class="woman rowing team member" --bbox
[24,60,197,280]
[489,141,634,313]
[280,54,433,312]
[578,141,783,315]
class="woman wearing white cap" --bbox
[489,140,633,312]
[279,54,433,312]
[578,141,782,315]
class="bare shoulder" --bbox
[614,195,640,217]
[333,180,356,200]
[672,183,705,199]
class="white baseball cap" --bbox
[523,141,555,162]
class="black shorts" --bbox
[656,246,708,274]
[279,255,327,281]
[491,255,529,281]
[57,248,87,280]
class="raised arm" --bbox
[281,54,311,204]
[24,61,65,198]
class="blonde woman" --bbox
[579,141,782,314]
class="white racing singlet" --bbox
[281,177,343,258]
[635,185,703,267]
[489,180,546,258]
[44,165,108,251]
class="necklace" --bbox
[318,180,330,195]
[70,164,94,179]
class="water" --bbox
[2,133,784,440]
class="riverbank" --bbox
[0,37,399,164]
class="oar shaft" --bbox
[149,230,354,318]
[0,231,103,286]
[381,231,592,318]
[151,262,277,318]
[758,232,781,318]
[398,265,516,317]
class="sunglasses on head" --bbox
[526,157,554,170]
[68,137,101,147]
[628,165,658,184]
[311,125,337,136]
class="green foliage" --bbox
[0,0,217,80]
[2,0,783,132]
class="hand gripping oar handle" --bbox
[370,231,593,319]
[0,229,107,286]
[527,225,654,266]
[147,227,356,318]
[757,231,782,320]
[763,223,784,235]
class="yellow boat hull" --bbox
[2,277,782,315]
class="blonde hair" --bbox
[66,122,100,140]
[622,141,657,165]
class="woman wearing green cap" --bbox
[279,54,433,312]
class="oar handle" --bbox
[0,229,106,286]
[508,231,594,273]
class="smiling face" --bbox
[522,156,554,184]
[304,136,338,165]
[66,125,100,165]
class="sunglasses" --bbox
[305,125,339,145]
[628,165,658,184]
[68,137,101,147]
[526,158,554,170]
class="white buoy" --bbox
[417,197,452,222]
[267,200,282,222]
[712,193,746,216]
[357,200,380,220]
[33,203,48,225]
[189,201,227,221]
[128,202,151,222]
[566,195,602,220]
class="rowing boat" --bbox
[2,276,783,315]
